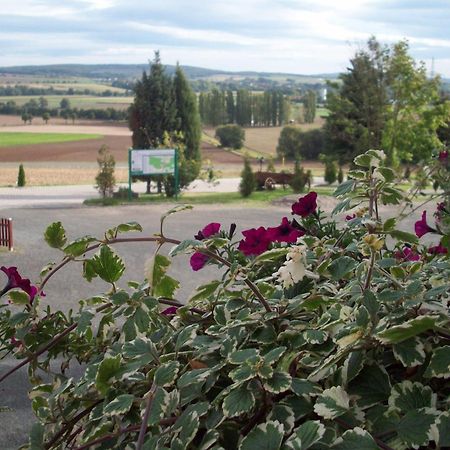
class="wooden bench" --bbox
[0,218,13,251]
[255,171,293,190]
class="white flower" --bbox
[273,243,317,288]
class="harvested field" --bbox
[0,135,131,162]
[0,164,129,186]
[0,114,129,128]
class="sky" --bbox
[1,0,450,77]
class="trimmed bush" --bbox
[215,124,245,149]
[17,164,25,187]
[239,158,256,197]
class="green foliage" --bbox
[215,124,245,149]
[303,90,316,123]
[337,166,344,184]
[239,158,256,197]
[290,160,307,193]
[95,144,116,198]
[323,158,337,184]
[17,163,26,187]
[325,37,449,165]
[277,125,302,159]
[1,149,449,449]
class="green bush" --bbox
[324,159,337,184]
[290,160,307,193]
[337,166,344,184]
[17,163,25,187]
[215,124,245,149]
[95,145,116,198]
[239,158,255,197]
[1,149,449,449]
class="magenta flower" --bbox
[428,243,448,255]
[266,217,304,243]
[414,211,435,238]
[291,192,318,217]
[0,266,39,303]
[238,227,271,256]
[194,222,221,240]
[438,150,448,163]
[345,214,356,221]
[161,306,178,316]
[394,247,420,262]
[190,252,209,271]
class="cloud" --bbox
[0,0,449,76]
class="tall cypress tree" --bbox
[173,64,201,163]
[129,51,176,149]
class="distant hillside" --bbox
[0,63,337,83]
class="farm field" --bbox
[0,131,102,147]
[0,95,133,110]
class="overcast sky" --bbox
[1,0,449,76]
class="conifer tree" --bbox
[239,158,255,197]
[17,164,25,187]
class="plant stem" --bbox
[136,382,157,450]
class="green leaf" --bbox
[332,428,378,450]
[333,179,356,197]
[175,324,198,352]
[63,236,97,257]
[332,198,352,215]
[284,420,326,450]
[91,245,125,284]
[169,239,204,257]
[155,361,180,387]
[77,310,95,335]
[106,221,142,238]
[189,280,221,302]
[435,412,450,447]
[103,394,134,416]
[304,330,328,345]
[397,408,436,448]
[229,348,260,364]
[29,422,45,450]
[177,368,211,389]
[348,364,391,408]
[424,346,450,379]
[290,379,321,397]
[393,338,426,368]
[388,381,435,414]
[268,405,295,434]
[8,289,32,305]
[254,247,289,263]
[314,386,350,420]
[149,254,180,298]
[82,259,97,282]
[263,372,292,394]
[383,217,396,232]
[328,256,357,280]
[341,350,365,385]
[95,355,121,395]
[263,347,287,365]
[223,384,255,418]
[377,167,395,182]
[354,154,372,167]
[240,420,284,450]
[44,222,67,249]
[389,230,419,245]
[376,316,436,344]
[147,387,171,425]
[123,337,157,359]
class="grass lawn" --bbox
[85,186,335,207]
[0,132,103,147]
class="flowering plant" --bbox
[0,149,449,450]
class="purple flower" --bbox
[345,214,356,221]
[194,222,221,240]
[438,150,448,163]
[414,211,435,238]
[161,306,178,316]
[266,217,304,243]
[394,247,420,262]
[0,266,39,303]
[190,252,209,271]
[238,227,271,256]
[428,243,448,255]
[291,192,318,218]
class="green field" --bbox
[0,132,103,147]
[0,95,134,110]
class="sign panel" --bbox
[130,149,176,175]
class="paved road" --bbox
[0,178,242,209]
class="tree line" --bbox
[198,89,291,127]
[277,37,449,166]
[0,84,127,97]
[0,97,128,122]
